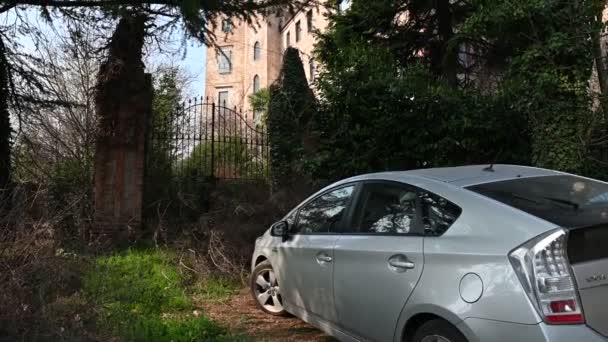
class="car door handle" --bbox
[388,255,415,272]
[316,253,333,264]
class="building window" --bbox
[307,10,313,32]
[253,75,260,93]
[296,21,301,42]
[217,47,232,74]
[253,42,261,61]
[286,31,291,48]
[222,19,232,33]
[309,60,315,82]
[218,90,229,107]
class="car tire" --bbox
[412,319,468,342]
[250,260,288,316]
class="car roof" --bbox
[352,164,563,187]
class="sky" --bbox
[2,7,207,96]
[151,38,207,95]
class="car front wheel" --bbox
[412,319,468,342]
[250,260,287,316]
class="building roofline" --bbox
[280,3,328,32]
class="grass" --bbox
[195,276,241,303]
[83,249,236,341]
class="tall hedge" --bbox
[267,47,317,190]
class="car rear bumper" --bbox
[458,318,607,342]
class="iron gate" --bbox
[145,97,269,183]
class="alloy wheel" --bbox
[421,335,452,342]
[253,269,283,313]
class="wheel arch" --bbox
[395,305,470,342]
[254,255,268,266]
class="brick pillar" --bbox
[93,74,152,241]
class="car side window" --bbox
[284,211,297,226]
[293,185,355,234]
[420,191,462,236]
[350,182,418,234]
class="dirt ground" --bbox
[198,288,338,341]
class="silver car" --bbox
[249,165,608,342]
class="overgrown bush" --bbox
[0,227,96,341]
[309,0,606,180]
[179,136,266,180]
[47,157,94,243]
[308,42,531,182]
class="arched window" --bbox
[253,75,260,93]
[253,42,261,61]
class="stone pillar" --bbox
[93,76,151,239]
[92,13,151,242]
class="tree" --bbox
[460,0,603,173]
[0,0,317,196]
[0,37,10,207]
[144,66,184,213]
[317,0,474,88]
[267,47,318,189]
[249,87,270,127]
[311,0,607,180]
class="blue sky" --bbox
[152,38,207,94]
[183,44,206,93]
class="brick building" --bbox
[203,2,350,120]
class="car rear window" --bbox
[466,175,608,228]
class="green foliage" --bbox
[309,44,530,181]
[180,135,266,180]
[249,88,270,126]
[267,47,318,189]
[144,68,184,217]
[84,249,232,341]
[310,0,605,180]
[195,277,240,303]
[460,0,602,173]
[249,88,270,113]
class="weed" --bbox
[196,276,240,303]
[84,249,233,341]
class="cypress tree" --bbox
[267,47,317,190]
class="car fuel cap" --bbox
[459,273,483,303]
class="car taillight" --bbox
[509,229,585,325]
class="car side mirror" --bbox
[271,221,289,242]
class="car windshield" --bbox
[467,175,608,228]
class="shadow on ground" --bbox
[197,288,339,341]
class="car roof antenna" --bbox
[483,164,495,172]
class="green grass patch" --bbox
[83,249,234,341]
[195,276,240,302]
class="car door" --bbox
[275,184,356,323]
[333,181,425,342]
